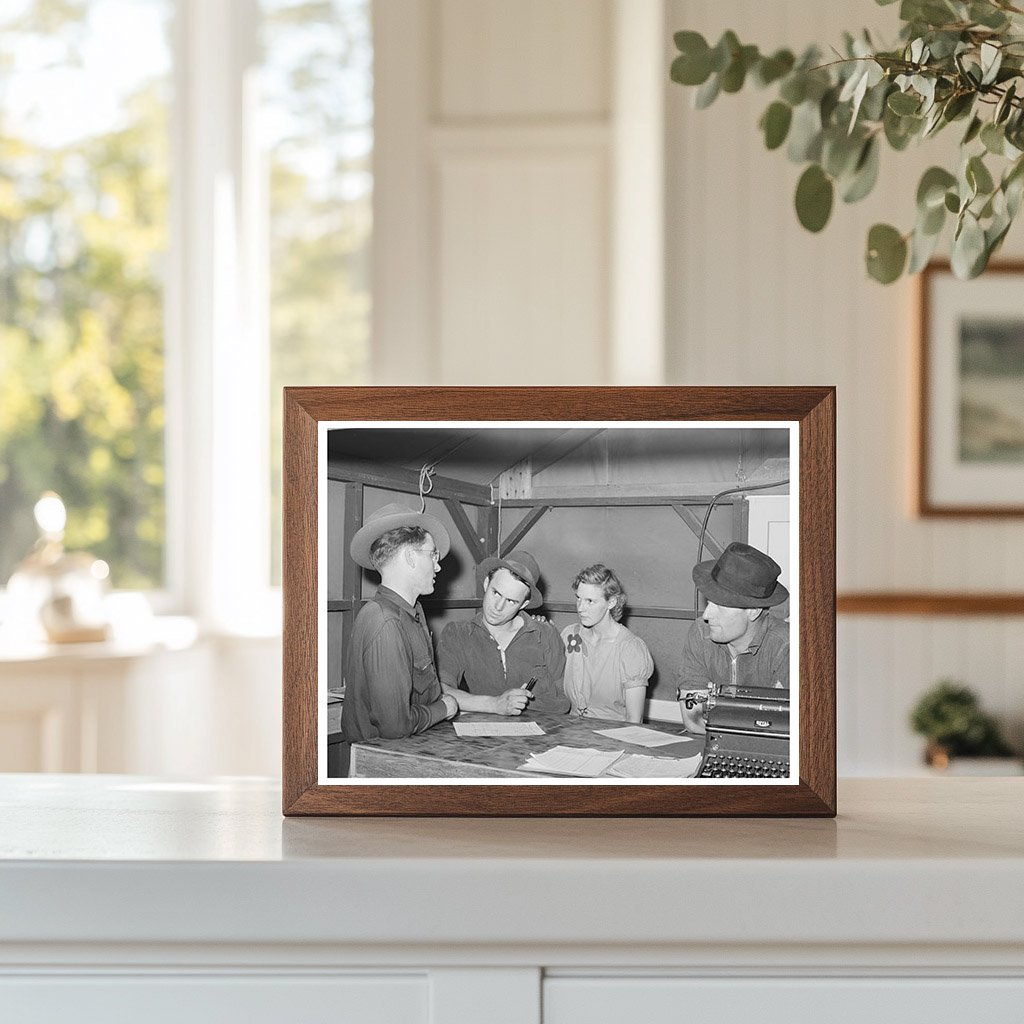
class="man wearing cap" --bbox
[340,503,460,745]
[677,542,790,735]
[437,550,569,716]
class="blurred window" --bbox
[0,0,172,589]
[0,0,373,603]
[261,0,372,583]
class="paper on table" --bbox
[454,721,545,737]
[606,753,703,779]
[593,725,690,748]
[519,745,624,777]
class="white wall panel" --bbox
[438,0,610,119]
[666,0,1024,773]
[437,151,608,384]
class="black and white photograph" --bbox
[320,422,797,785]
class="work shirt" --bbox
[340,586,450,744]
[677,613,790,696]
[437,612,569,714]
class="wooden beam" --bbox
[838,592,1024,616]
[732,494,749,546]
[527,483,781,501]
[327,455,491,505]
[340,483,363,602]
[478,504,500,557]
[524,428,606,477]
[499,505,551,554]
[499,495,727,508]
[443,498,486,563]
[670,503,724,558]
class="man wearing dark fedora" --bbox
[340,503,460,745]
[437,550,568,716]
[677,542,790,735]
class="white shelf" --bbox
[1,775,1022,1022]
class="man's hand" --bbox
[489,687,533,716]
[441,693,460,720]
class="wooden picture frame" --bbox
[283,387,836,816]
[917,261,1024,517]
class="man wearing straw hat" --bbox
[677,542,790,735]
[340,503,460,744]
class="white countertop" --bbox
[1,775,1022,956]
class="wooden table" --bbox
[348,709,702,778]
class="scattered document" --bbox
[519,746,624,777]
[454,721,545,738]
[606,753,703,779]
[593,725,690,748]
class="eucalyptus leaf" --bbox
[995,82,1017,124]
[779,73,807,106]
[721,44,758,93]
[671,34,713,87]
[920,200,946,235]
[710,31,740,73]
[760,102,793,150]
[787,100,824,162]
[951,211,986,278]
[944,190,961,213]
[754,49,795,87]
[967,154,995,195]
[981,122,1005,155]
[822,129,863,178]
[795,164,834,232]
[980,42,1002,87]
[942,91,974,122]
[842,137,881,203]
[888,90,921,115]
[884,106,921,149]
[866,223,908,283]
[917,166,957,210]
[908,221,943,273]
[860,79,892,122]
[970,2,1009,30]
[694,73,721,109]
[962,115,983,145]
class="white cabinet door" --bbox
[0,975,428,1024]
[544,977,1024,1023]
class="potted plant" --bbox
[909,679,1017,771]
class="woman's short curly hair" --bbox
[571,563,627,621]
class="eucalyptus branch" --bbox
[670,2,1024,283]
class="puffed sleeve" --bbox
[620,633,654,688]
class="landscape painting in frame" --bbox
[919,262,1024,516]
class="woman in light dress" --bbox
[560,564,653,723]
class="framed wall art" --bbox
[917,261,1024,517]
[282,387,836,816]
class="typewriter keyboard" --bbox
[698,753,790,778]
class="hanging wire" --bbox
[496,489,503,557]
[692,478,790,614]
[417,463,436,513]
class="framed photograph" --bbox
[917,261,1024,516]
[283,387,836,816]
